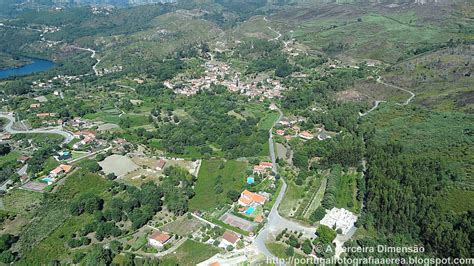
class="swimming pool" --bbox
[245,206,256,215]
[41,177,54,183]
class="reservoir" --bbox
[0,57,55,79]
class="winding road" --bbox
[359,77,416,117]
[0,112,73,144]
[70,46,101,76]
[252,106,316,262]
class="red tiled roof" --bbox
[222,230,239,244]
[149,231,171,244]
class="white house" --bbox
[148,231,171,249]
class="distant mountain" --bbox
[51,0,175,6]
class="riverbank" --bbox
[0,56,55,79]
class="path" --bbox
[68,146,112,164]
[0,112,74,144]
[376,77,415,106]
[252,105,316,263]
[358,76,416,117]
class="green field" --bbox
[278,181,305,218]
[189,159,247,210]
[335,172,359,213]
[258,111,280,131]
[160,240,220,265]
[437,188,474,214]
[0,150,19,168]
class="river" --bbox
[0,57,55,79]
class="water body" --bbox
[0,57,55,79]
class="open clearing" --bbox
[189,159,247,211]
[160,216,204,236]
[99,154,140,177]
[160,239,220,265]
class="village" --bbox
[165,60,286,100]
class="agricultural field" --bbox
[160,216,204,237]
[189,159,247,211]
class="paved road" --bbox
[70,46,100,76]
[0,113,74,144]
[252,106,316,262]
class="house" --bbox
[155,160,166,171]
[36,113,50,118]
[221,230,239,247]
[148,231,171,248]
[298,131,314,140]
[0,133,12,140]
[17,156,31,164]
[259,162,272,169]
[276,129,285,136]
[320,208,357,235]
[49,164,73,177]
[30,103,41,108]
[238,189,267,206]
[73,130,96,139]
[253,165,266,174]
[113,138,127,145]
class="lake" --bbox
[0,57,55,79]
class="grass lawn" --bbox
[335,172,360,213]
[42,156,60,173]
[160,240,220,266]
[0,150,19,168]
[189,159,247,211]
[258,111,279,131]
[278,181,305,218]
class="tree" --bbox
[83,245,113,266]
[0,144,10,156]
[310,206,326,223]
[302,239,313,254]
[227,190,240,202]
[285,246,294,257]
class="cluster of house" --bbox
[320,207,357,235]
[252,161,272,175]
[96,65,123,76]
[276,117,332,141]
[165,61,286,100]
[32,75,81,89]
[73,130,97,149]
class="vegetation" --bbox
[189,159,247,210]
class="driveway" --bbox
[0,112,74,144]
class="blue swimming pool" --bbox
[41,177,54,183]
[245,206,256,215]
